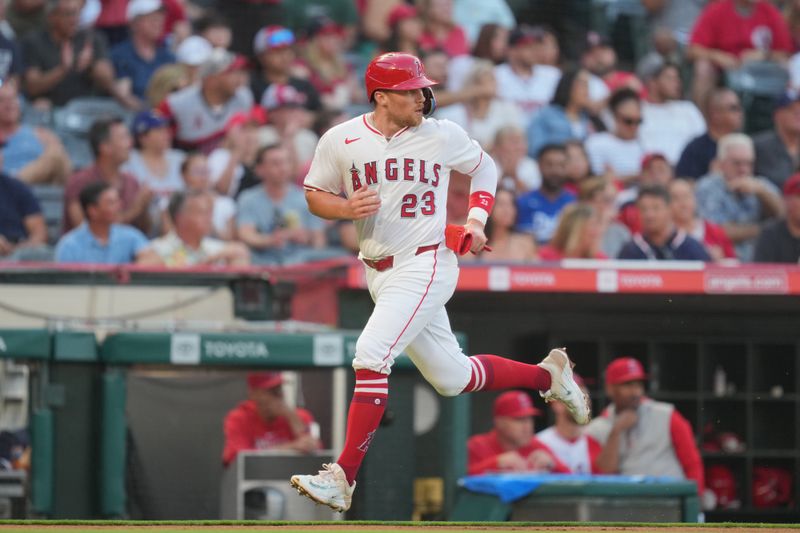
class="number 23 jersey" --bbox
[304,114,484,259]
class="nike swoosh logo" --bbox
[345,137,360,144]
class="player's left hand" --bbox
[464,220,489,254]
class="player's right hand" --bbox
[346,187,381,220]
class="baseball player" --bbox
[290,52,591,512]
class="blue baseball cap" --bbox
[774,89,800,111]
[132,111,169,136]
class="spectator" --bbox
[64,117,152,234]
[754,172,800,263]
[222,372,321,467]
[123,110,186,233]
[467,390,570,476]
[585,89,646,184]
[676,88,743,180]
[0,1,25,84]
[237,144,329,265]
[490,126,542,194]
[145,63,190,108]
[158,47,253,153]
[581,32,643,108]
[250,26,322,115]
[0,80,71,184]
[578,176,631,259]
[642,0,705,47]
[516,144,576,244]
[179,151,235,241]
[640,62,706,164]
[21,0,137,109]
[617,153,675,234]
[696,133,784,261]
[207,106,264,197]
[618,185,712,261]
[495,25,561,126]
[381,4,423,56]
[527,69,595,159]
[293,17,356,112]
[213,2,279,57]
[93,0,129,46]
[669,178,737,261]
[283,0,358,45]
[538,203,605,260]
[537,375,601,474]
[536,26,561,68]
[564,140,592,193]
[420,47,494,109]
[55,181,158,264]
[474,188,538,262]
[688,0,792,109]
[584,357,705,495]
[193,11,233,51]
[150,189,250,266]
[447,23,510,92]
[360,0,405,45]
[435,59,524,150]
[174,35,212,85]
[110,0,175,103]
[7,0,45,41]
[0,172,49,261]
[754,89,800,189]
[418,0,469,58]
[452,0,515,46]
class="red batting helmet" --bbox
[365,53,438,113]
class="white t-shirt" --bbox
[435,99,524,150]
[304,114,485,259]
[207,148,244,197]
[537,427,593,475]
[123,149,186,201]
[588,73,610,104]
[494,63,561,125]
[212,195,236,238]
[150,232,226,266]
[641,100,706,164]
[585,132,645,178]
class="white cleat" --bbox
[538,348,592,425]
[290,463,355,513]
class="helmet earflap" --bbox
[422,87,436,117]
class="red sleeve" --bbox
[467,435,501,475]
[705,221,737,259]
[586,435,604,474]
[222,408,253,467]
[532,440,571,474]
[766,3,793,53]
[670,411,705,495]
[689,3,716,48]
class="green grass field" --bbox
[1,521,800,533]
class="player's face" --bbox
[383,88,426,127]
[496,415,534,448]
[606,381,644,411]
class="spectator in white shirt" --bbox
[491,125,541,194]
[640,62,706,164]
[585,88,645,184]
[178,151,236,241]
[494,25,561,126]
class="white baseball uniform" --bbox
[304,113,497,395]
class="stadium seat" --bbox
[726,61,790,135]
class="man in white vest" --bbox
[584,357,704,495]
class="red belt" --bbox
[362,244,439,272]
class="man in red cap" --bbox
[467,391,569,476]
[585,358,704,495]
[754,173,800,263]
[222,371,321,467]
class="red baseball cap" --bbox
[388,4,417,27]
[641,152,667,170]
[247,371,283,390]
[605,357,647,386]
[493,391,542,418]
[783,173,800,196]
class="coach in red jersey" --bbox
[467,391,570,476]
[222,372,321,467]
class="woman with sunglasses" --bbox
[585,88,645,186]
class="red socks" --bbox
[463,354,552,392]
[337,369,388,485]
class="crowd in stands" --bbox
[2,0,800,266]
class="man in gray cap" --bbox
[157,47,253,153]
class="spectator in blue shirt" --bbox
[0,172,49,261]
[527,69,594,159]
[56,181,160,264]
[618,185,711,261]
[516,144,576,244]
[110,0,175,102]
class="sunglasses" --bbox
[618,116,642,126]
